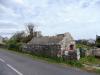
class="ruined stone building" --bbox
[23,32,76,57]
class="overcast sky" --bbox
[0,0,100,39]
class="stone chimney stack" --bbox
[34,31,42,37]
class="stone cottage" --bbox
[24,32,76,58]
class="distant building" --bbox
[25,32,76,57]
[87,39,95,44]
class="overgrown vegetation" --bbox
[76,39,95,50]
[6,23,35,52]
[79,56,100,74]
[6,39,23,52]
[95,69,100,74]
[76,44,91,50]
[80,56,100,64]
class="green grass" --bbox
[80,56,100,64]
[76,44,94,50]
[95,69,100,74]
[80,56,100,74]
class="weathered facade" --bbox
[23,32,76,58]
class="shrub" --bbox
[66,60,83,68]
[6,39,23,52]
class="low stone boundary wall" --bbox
[22,44,80,60]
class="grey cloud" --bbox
[95,0,100,7]
[0,31,15,37]
[0,0,100,39]
[0,25,18,29]
[81,2,90,8]
[48,0,80,5]
[0,21,19,29]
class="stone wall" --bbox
[23,44,61,57]
[22,44,80,60]
[63,51,76,60]
[93,48,100,57]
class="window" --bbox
[69,44,74,50]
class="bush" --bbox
[79,56,100,65]
[66,60,83,68]
[6,39,23,52]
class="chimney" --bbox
[34,31,42,37]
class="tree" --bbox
[26,23,35,35]
[11,31,24,42]
[22,23,35,43]
[6,23,36,51]
[10,23,36,43]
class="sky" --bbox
[0,0,100,39]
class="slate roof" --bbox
[29,32,74,45]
